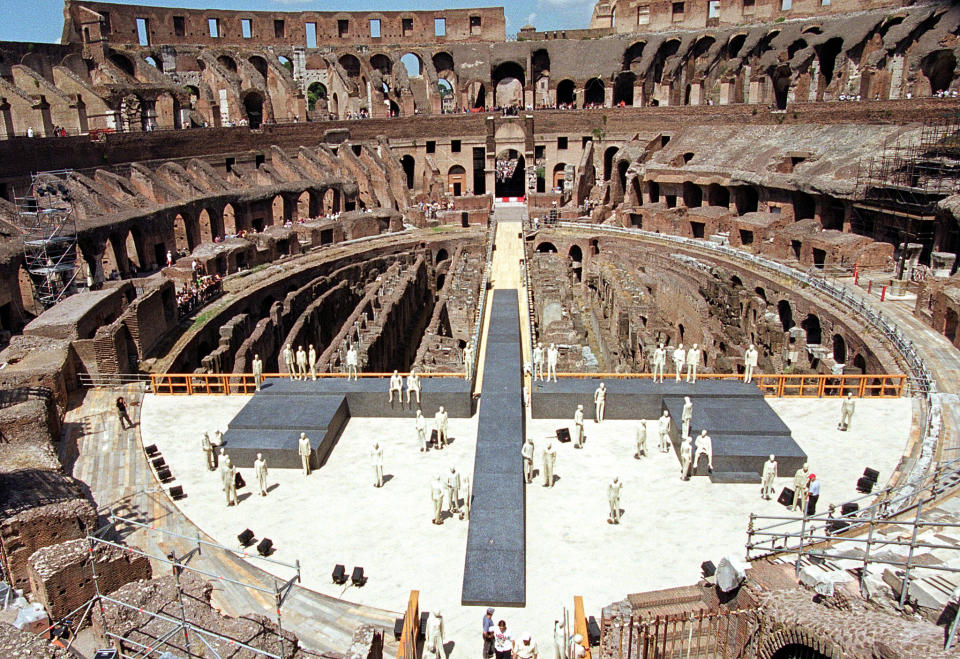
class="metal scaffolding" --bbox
[15,171,81,310]
[71,512,302,659]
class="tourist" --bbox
[513,632,538,659]
[494,620,513,659]
[116,396,133,429]
[482,608,496,659]
[807,474,821,515]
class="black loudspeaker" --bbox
[841,502,859,517]
[856,477,874,494]
[257,538,273,556]
[235,472,246,489]
[701,560,716,578]
[556,428,571,443]
[144,444,159,457]
[332,564,347,584]
[777,487,794,508]
[157,467,173,482]
[151,457,166,470]
[394,617,404,641]
[419,611,429,637]
[430,429,438,445]
[351,566,366,586]
[238,529,255,546]
[863,468,879,482]
[587,616,601,646]
[169,485,185,500]
[93,651,118,659]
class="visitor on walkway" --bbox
[116,396,133,429]
[482,608,496,659]
[494,620,513,659]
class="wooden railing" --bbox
[149,372,461,395]
[552,373,906,398]
[573,596,592,659]
[397,590,419,659]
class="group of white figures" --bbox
[201,431,270,506]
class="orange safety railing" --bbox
[573,596,592,659]
[551,373,906,398]
[149,372,462,395]
[397,590,420,659]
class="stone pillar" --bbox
[0,98,13,138]
[633,80,645,107]
[842,202,854,233]
[604,85,614,108]
[719,80,731,105]
[485,116,496,196]
[688,82,702,106]
[72,95,88,134]
[748,79,761,104]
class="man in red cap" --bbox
[807,474,821,515]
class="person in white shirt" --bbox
[513,632,538,659]
[494,620,513,659]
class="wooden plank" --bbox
[573,595,591,659]
[397,590,419,659]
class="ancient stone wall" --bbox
[28,538,152,622]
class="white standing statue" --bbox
[792,462,811,512]
[657,410,672,453]
[202,432,215,470]
[635,420,647,459]
[533,342,545,381]
[406,369,421,405]
[252,354,263,391]
[416,410,427,452]
[547,343,559,382]
[371,442,384,487]
[463,341,474,381]
[761,454,778,500]
[686,344,701,383]
[425,609,446,659]
[298,432,312,475]
[838,393,855,431]
[594,382,607,423]
[607,477,622,524]
[521,438,535,484]
[694,429,713,472]
[673,344,686,382]
[434,406,448,448]
[461,475,472,519]
[542,442,557,488]
[254,453,268,496]
[744,344,758,384]
[346,344,359,380]
[296,345,308,380]
[680,435,693,480]
[282,344,295,378]
[222,455,238,506]
[681,396,693,438]
[446,466,461,513]
[653,343,666,383]
[431,475,445,524]
[389,370,403,404]
[308,344,317,380]
[574,404,585,448]
[217,448,228,488]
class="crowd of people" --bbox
[418,200,457,219]
[176,274,223,319]
[496,158,520,181]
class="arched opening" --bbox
[110,52,135,77]
[322,188,340,214]
[755,287,767,302]
[401,155,415,189]
[556,79,576,106]
[778,300,794,331]
[730,275,743,288]
[144,55,160,70]
[495,149,525,198]
[648,180,660,203]
[492,61,525,107]
[370,54,392,75]
[590,239,599,255]
[297,191,311,220]
[436,248,449,263]
[217,55,237,73]
[469,81,486,109]
[683,181,702,208]
[124,230,143,272]
[568,244,583,281]
[553,163,567,192]
[650,39,681,87]
[584,78,604,106]
[447,165,466,197]
[338,54,361,78]
[770,644,829,659]
[944,308,958,342]
[613,72,635,106]
[817,38,843,86]
[617,161,628,195]
[437,78,454,101]
[249,55,268,79]
[735,186,758,214]
[771,65,791,110]
[400,52,422,77]
[532,49,550,106]
[802,313,822,345]
[922,50,957,94]
[706,184,729,207]
[198,208,221,242]
[603,146,619,181]
[787,39,808,60]
[793,191,816,220]
[388,99,400,116]
[852,353,867,374]
[277,55,293,74]
[173,213,198,252]
[223,203,237,235]
[536,242,557,253]
[242,91,264,128]
[622,42,646,71]
[832,334,847,363]
[433,51,454,74]
[270,195,285,227]
[727,34,747,59]
[307,82,327,111]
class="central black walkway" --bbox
[462,289,526,606]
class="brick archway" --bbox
[756,625,840,659]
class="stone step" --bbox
[709,471,761,484]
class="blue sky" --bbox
[0,0,596,44]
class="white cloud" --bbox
[526,12,537,25]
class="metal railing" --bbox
[601,608,762,659]
[550,372,906,397]
[468,219,497,381]
[150,371,460,395]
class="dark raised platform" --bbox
[531,378,805,481]
[462,290,526,607]
[221,376,472,469]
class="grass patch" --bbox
[189,308,218,331]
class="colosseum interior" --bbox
[0,0,959,657]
